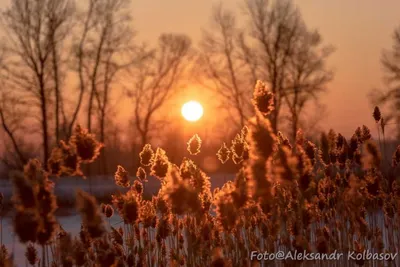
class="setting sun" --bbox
[181,101,204,122]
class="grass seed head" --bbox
[121,191,140,224]
[187,134,202,155]
[179,157,197,179]
[11,171,37,210]
[13,209,41,243]
[53,141,82,176]
[104,204,114,218]
[139,144,154,166]
[373,106,381,122]
[150,148,170,179]
[76,190,106,239]
[216,143,230,164]
[361,141,381,170]
[25,243,38,266]
[163,165,202,215]
[392,145,400,167]
[136,167,147,182]
[252,80,274,116]
[114,165,130,188]
[139,200,156,228]
[24,159,45,182]
[231,134,247,158]
[132,180,144,196]
[361,125,372,142]
[70,125,103,163]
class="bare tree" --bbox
[46,0,75,143]
[128,33,192,147]
[370,25,400,139]
[0,43,33,170]
[72,0,137,135]
[92,0,136,146]
[0,0,74,167]
[243,0,303,132]
[241,0,333,136]
[196,0,333,138]
[283,30,334,140]
[197,4,253,129]
[59,0,139,175]
[0,92,31,169]
[66,0,96,139]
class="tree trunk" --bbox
[99,111,107,175]
[39,76,49,169]
[87,88,95,132]
[291,113,298,143]
[52,38,61,144]
[270,112,279,134]
[0,109,27,167]
[140,133,148,149]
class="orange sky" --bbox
[130,0,400,138]
[0,0,399,138]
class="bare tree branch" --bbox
[196,3,253,129]
[128,33,192,147]
[0,0,74,167]
[371,25,400,139]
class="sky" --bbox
[0,0,399,138]
[130,0,400,138]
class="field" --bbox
[1,174,234,267]
[1,82,400,267]
[1,0,400,266]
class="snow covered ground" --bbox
[0,173,235,266]
[0,173,236,205]
[1,174,399,266]
[1,213,123,267]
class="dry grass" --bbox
[1,82,400,267]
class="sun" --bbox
[181,101,204,122]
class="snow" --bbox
[0,173,235,204]
[1,214,124,267]
[0,173,236,265]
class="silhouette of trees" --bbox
[74,0,135,138]
[0,0,75,168]
[47,0,75,143]
[128,33,192,148]
[0,0,192,174]
[371,25,400,139]
[197,4,253,129]
[73,0,138,174]
[282,29,334,140]
[197,0,333,139]
[0,0,335,175]
[243,0,333,136]
[0,90,30,169]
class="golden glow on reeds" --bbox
[187,134,202,155]
[216,143,230,164]
[70,125,103,163]
[136,166,148,182]
[150,148,170,179]
[3,80,400,267]
[114,165,130,187]
[139,144,154,166]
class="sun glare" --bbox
[181,101,204,122]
